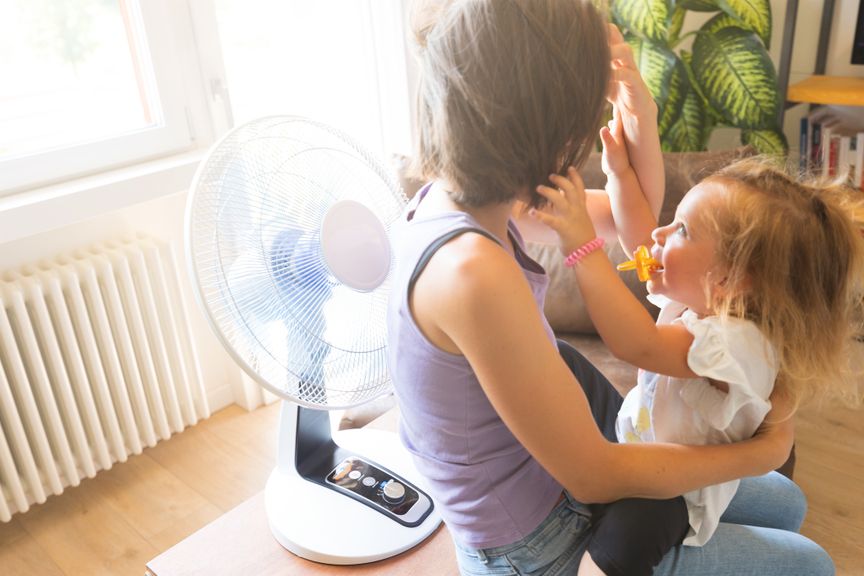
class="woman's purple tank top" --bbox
[386,186,563,549]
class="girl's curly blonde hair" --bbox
[703,156,864,407]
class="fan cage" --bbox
[187,116,407,409]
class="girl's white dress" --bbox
[616,295,778,546]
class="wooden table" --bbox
[145,491,456,576]
[145,409,457,575]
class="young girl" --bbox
[387,1,833,574]
[532,110,864,575]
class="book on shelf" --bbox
[852,132,864,190]
[839,135,852,182]
[798,115,864,190]
[799,117,809,173]
[822,129,838,178]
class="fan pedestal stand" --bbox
[265,401,441,565]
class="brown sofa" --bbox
[341,147,795,476]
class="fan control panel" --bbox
[325,456,433,526]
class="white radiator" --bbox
[0,236,208,521]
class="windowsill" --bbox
[0,150,206,245]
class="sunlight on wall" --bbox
[214,0,411,158]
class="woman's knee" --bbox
[724,472,807,531]
[789,538,835,576]
[769,472,807,530]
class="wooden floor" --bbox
[0,401,861,575]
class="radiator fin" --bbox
[0,237,206,521]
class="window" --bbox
[213,0,412,158]
[0,0,413,201]
[0,0,195,194]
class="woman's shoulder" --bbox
[427,231,519,289]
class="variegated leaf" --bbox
[669,6,686,43]
[681,50,724,125]
[627,35,678,113]
[701,12,742,36]
[658,57,687,136]
[662,88,707,151]
[612,0,670,43]
[741,128,788,155]
[717,0,771,46]
[692,27,778,129]
[678,0,721,11]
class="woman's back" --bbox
[387,186,562,549]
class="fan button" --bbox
[381,480,406,504]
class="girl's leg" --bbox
[721,472,807,531]
[582,496,689,576]
[557,339,622,442]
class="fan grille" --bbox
[187,117,406,408]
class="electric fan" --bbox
[185,116,440,564]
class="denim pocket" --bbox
[502,498,592,574]
[455,551,518,576]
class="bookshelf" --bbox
[787,76,864,107]
[778,1,864,189]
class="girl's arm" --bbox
[601,108,657,256]
[532,168,697,378]
[412,232,793,503]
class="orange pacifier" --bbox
[616,245,661,282]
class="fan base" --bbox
[265,427,441,565]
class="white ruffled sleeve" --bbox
[675,311,777,432]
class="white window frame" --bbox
[0,0,225,243]
[0,0,211,196]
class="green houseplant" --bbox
[608,0,787,154]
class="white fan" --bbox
[185,116,440,564]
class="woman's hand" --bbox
[607,24,657,124]
[605,23,664,220]
[531,168,597,256]
[751,388,796,472]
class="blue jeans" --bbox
[452,342,834,575]
[454,474,832,575]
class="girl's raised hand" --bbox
[531,168,598,257]
[600,106,631,177]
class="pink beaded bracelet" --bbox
[564,237,605,267]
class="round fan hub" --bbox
[320,200,391,292]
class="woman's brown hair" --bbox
[410,0,610,208]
